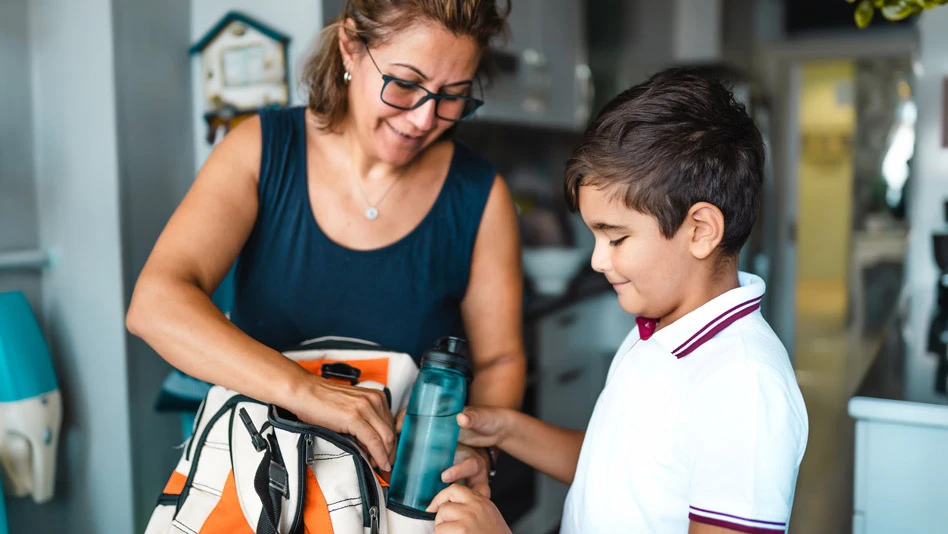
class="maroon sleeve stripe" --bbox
[688,506,786,526]
[689,513,786,533]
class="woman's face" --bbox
[340,21,481,167]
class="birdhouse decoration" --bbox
[190,11,290,144]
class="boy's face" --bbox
[578,185,693,319]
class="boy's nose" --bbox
[590,241,611,273]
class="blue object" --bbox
[388,337,471,511]
[180,411,197,440]
[228,106,495,361]
[0,291,58,403]
[1,478,8,534]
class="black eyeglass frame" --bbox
[361,41,484,122]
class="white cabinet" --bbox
[849,396,948,534]
[474,0,592,131]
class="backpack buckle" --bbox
[321,362,362,385]
[268,460,289,499]
[238,407,268,452]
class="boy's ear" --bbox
[686,202,725,260]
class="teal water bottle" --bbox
[388,337,471,511]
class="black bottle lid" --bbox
[421,336,472,380]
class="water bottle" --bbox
[388,336,471,511]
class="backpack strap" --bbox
[254,432,289,534]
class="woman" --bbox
[127,0,525,493]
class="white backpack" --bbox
[144,337,435,534]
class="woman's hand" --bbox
[291,375,396,471]
[427,484,511,534]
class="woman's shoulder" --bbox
[209,115,263,182]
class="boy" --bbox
[431,68,808,533]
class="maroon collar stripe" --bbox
[672,297,763,359]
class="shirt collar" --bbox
[635,271,765,359]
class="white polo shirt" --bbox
[561,272,808,533]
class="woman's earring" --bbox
[343,70,352,84]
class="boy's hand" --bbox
[395,407,407,433]
[441,444,491,497]
[439,407,512,497]
[427,484,511,534]
[455,407,511,448]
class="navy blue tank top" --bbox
[229,107,496,361]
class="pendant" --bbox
[365,207,379,220]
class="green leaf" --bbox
[881,2,921,18]
[855,0,876,27]
[850,0,947,27]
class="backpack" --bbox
[144,337,436,534]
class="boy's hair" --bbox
[564,68,765,256]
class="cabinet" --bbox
[849,396,948,534]
[474,0,593,131]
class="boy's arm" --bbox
[497,410,585,485]
[445,408,585,485]
[688,522,747,534]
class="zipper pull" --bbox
[369,505,379,534]
[238,407,268,452]
[304,436,315,464]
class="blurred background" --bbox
[1,0,947,532]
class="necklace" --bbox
[354,173,402,220]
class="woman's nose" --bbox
[406,98,437,132]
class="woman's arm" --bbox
[126,118,396,469]
[460,175,527,410]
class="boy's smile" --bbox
[577,184,734,329]
[578,184,740,329]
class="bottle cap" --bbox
[421,336,472,381]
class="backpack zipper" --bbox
[272,409,380,531]
[369,504,379,534]
[285,337,395,353]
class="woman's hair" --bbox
[301,0,510,131]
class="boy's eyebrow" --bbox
[590,222,630,232]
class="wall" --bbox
[11,0,135,533]
[0,0,41,308]
[190,0,323,171]
[797,61,855,283]
[110,0,195,529]
[617,0,676,88]
[4,1,323,531]
[905,7,948,404]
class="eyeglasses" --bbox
[362,42,484,122]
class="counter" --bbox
[848,315,948,534]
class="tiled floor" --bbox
[789,279,889,534]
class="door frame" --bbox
[754,30,918,358]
